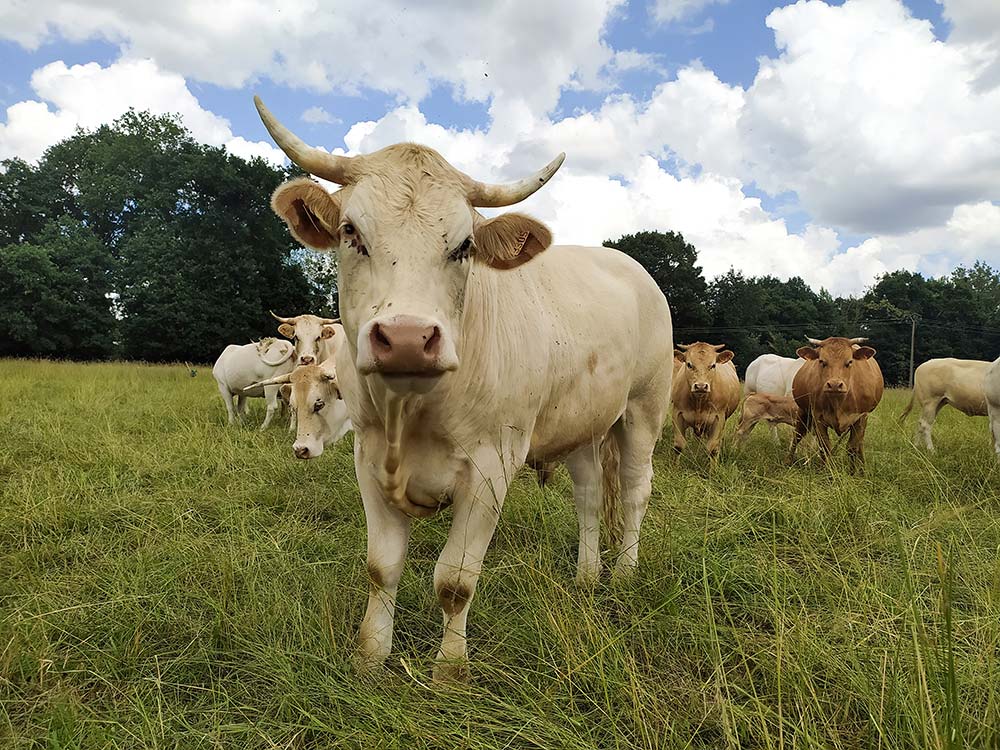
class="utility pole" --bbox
[908,315,917,389]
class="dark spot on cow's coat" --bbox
[437,579,471,616]
[367,562,385,591]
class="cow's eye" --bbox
[819,361,827,368]
[686,362,693,369]
[313,399,325,412]
[710,363,716,370]
[449,237,472,262]
[343,223,355,236]
[846,361,852,367]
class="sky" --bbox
[1,0,999,296]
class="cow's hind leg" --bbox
[217,381,237,425]
[260,385,280,430]
[432,453,511,682]
[917,398,943,451]
[566,440,605,585]
[610,409,660,580]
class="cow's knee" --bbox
[435,574,473,617]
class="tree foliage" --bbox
[1,110,333,362]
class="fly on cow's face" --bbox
[448,237,472,263]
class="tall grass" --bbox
[1,359,998,749]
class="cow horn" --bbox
[319,317,340,325]
[805,336,823,346]
[712,343,726,351]
[270,310,295,324]
[848,337,869,344]
[675,343,691,350]
[244,373,293,392]
[463,153,566,207]
[254,96,356,184]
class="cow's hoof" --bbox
[432,658,470,684]
[351,649,387,678]
[575,565,602,587]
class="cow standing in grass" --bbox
[671,342,740,459]
[986,356,1000,457]
[255,97,674,681]
[788,336,883,472]
[212,338,295,429]
[898,358,990,451]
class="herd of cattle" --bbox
[202,96,1000,681]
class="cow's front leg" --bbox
[672,410,688,455]
[354,461,411,673]
[705,413,725,460]
[786,409,808,465]
[432,459,510,682]
[814,421,833,464]
[847,414,868,474]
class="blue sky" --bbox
[1,0,997,295]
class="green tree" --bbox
[0,218,116,359]
[604,231,710,329]
[2,110,326,362]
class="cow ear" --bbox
[716,350,734,364]
[279,384,292,403]
[277,323,295,339]
[673,350,686,364]
[271,178,342,251]
[853,345,876,360]
[473,213,552,270]
[797,346,819,360]
[320,325,336,339]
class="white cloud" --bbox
[737,0,1000,235]
[652,0,729,24]
[301,106,339,125]
[0,59,283,166]
[0,0,631,114]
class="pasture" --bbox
[2,358,999,749]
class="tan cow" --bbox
[271,311,340,366]
[788,336,884,472]
[671,342,740,458]
[255,97,674,681]
[735,393,799,443]
[898,358,990,451]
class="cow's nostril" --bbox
[294,446,309,459]
[373,324,391,349]
[300,356,314,365]
[424,326,441,354]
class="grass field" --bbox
[2,358,999,749]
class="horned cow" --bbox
[671,342,741,459]
[255,96,674,682]
[788,336,883,472]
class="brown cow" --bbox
[735,393,799,443]
[787,336,884,472]
[672,342,741,458]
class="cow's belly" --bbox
[528,378,629,461]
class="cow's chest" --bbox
[815,405,862,435]
[682,407,720,435]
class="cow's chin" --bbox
[375,371,447,395]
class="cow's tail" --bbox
[898,391,916,423]
[600,431,624,550]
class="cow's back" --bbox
[468,244,673,460]
[914,358,989,416]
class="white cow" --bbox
[899,357,990,451]
[251,358,354,456]
[270,311,340,366]
[986,356,1000,457]
[743,354,804,440]
[256,97,674,681]
[212,337,295,429]
[745,354,804,396]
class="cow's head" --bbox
[248,362,345,459]
[255,97,562,393]
[796,336,876,395]
[271,311,339,366]
[674,342,734,395]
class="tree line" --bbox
[3,111,999,383]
